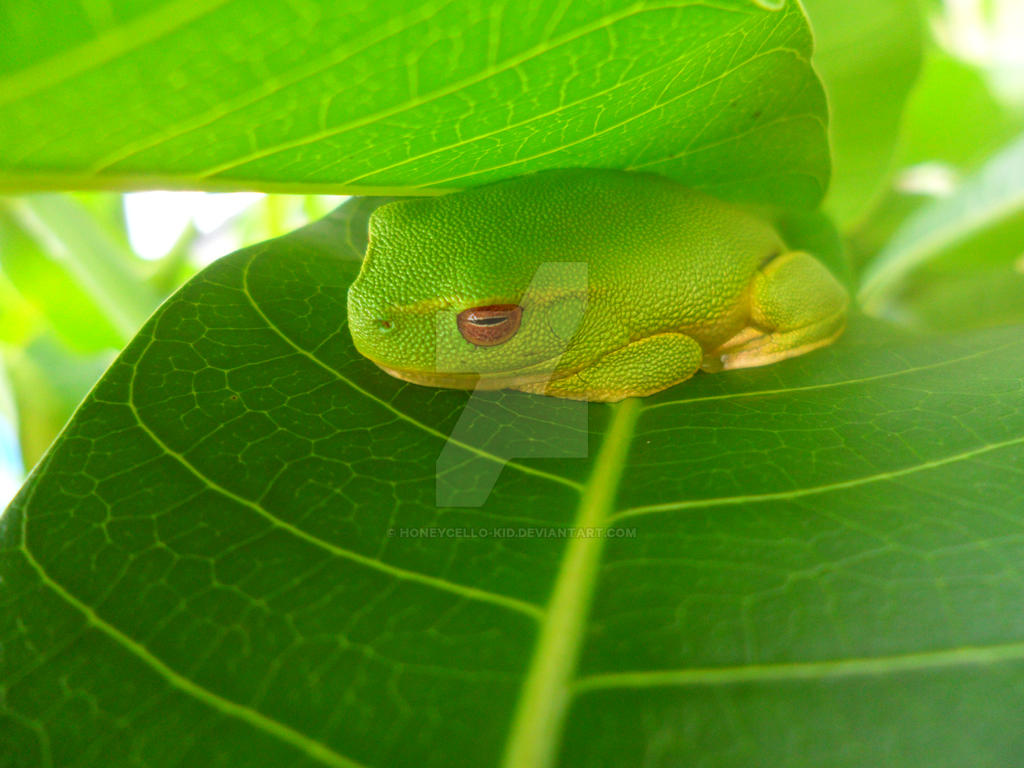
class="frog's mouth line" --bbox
[364,354,573,391]
[373,362,563,391]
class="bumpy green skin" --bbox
[348,169,848,402]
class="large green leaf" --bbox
[4,204,1024,768]
[0,0,828,210]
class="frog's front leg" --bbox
[517,333,704,402]
[711,251,849,371]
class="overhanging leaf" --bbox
[0,0,828,210]
[3,205,1024,768]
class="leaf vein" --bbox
[16,507,369,768]
[614,433,1024,520]
[641,339,1020,411]
[239,254,582,493]
[573,640,1024,692]
[125,334,545,621]
[196,1,756,179]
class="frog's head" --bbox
[347,191,588,390]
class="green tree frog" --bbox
[348,169,848,402]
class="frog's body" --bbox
[347,169,848,402]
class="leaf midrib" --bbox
[500,398,641,768]
[87,0,466,174]
[0,0,232,107]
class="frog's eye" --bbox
[457,304,523,347]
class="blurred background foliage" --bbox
[1,0,1023,503]
[0,193,345,501]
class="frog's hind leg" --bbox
[708,251,849,371]
[518,332,704,402]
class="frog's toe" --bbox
[711,250,848,370]
[711,310,846,370]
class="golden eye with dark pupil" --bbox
[457,304,522,347]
